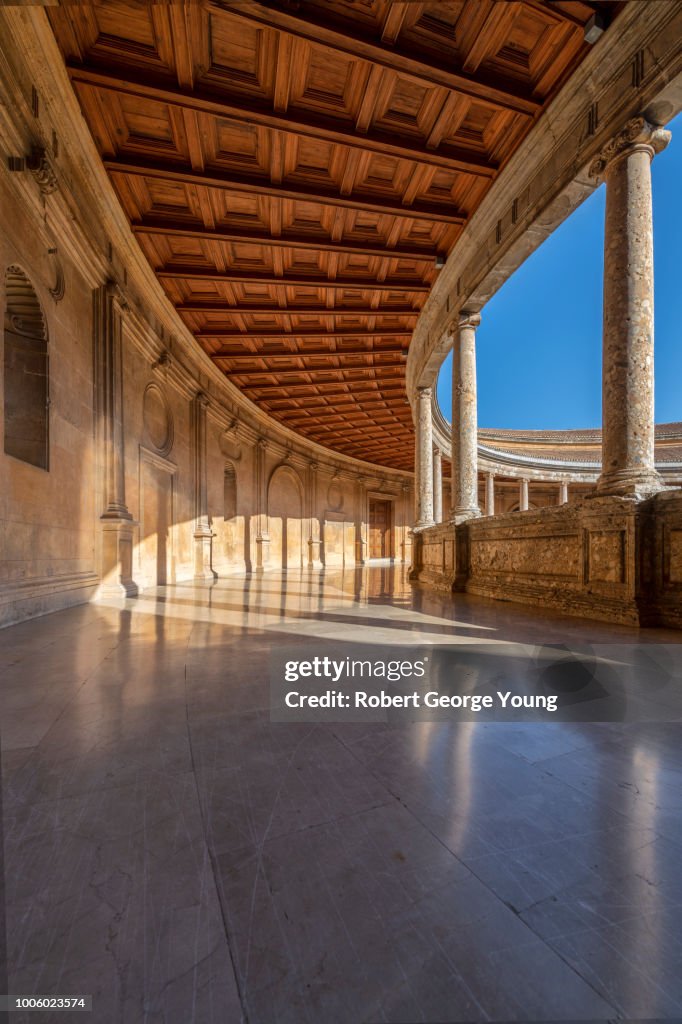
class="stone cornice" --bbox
[432,399,682,482]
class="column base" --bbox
[449,507,481,526]
[194,528,217,580]
[308,538,322,569]
[255,533,270,572]
[413,519,436,532]
[98,517,138,598]
[593,468,664,499]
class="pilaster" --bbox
[93,282,136,597]
[191,390,216,580]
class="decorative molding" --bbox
[26,146,58,195]
[589,116,672,179]
[47,246,65,302]
[142,381,174,458]
[151,348,172,371]
[139,444,177,475]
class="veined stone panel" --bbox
[668,530,682,583]
[587,529,627,584]
[470,526,581,580]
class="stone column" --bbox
[589,117,671,497]
[519,478,529,512]
[485,472,495,516]
[559,480,569,505]
[450,311,481,523]
[433,446,443,524]
[414,386,434,528]
[93,282,136,597]
[191,391,215,580]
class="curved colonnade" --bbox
[1,3,681,629]
[406,1,682,626]
[0,7,416,629]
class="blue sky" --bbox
[437,112,682,430]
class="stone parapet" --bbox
[411,492,682,628]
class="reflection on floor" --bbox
[1,565,682,1023]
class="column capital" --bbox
[192,389,210,410]
[416,385,432,399]
[589,116,671,180]
[104,278,129,313]
[455,310,481,332]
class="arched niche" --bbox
[3,265,49,470]
[267,463,304,569]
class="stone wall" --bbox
[0,207,413,627]
[411,491,682,629]
[0,10,412,628]
[0,167,99,625]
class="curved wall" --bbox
[0,7,412,627]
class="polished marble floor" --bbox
[1,565,682,1023]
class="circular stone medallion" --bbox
[143,383,173,455]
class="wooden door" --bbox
[369,499,391,558]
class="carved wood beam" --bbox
[104,158,468,225]
[206,346,408,359]
[132,221,440,263]
[213,1,541,116]
[157,267,429,292]
[238,380,406,393]
[176,303,420,316]
[196,330,411,341]
[216,359,407,375]
[70,67,497,178]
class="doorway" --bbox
[369,499,391,558]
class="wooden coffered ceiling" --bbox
[48,0,612,471]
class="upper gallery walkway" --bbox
[2,565,682,1022]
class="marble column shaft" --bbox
[519,478,529,512]
[590,117,671,497]
[451,312,481,522]
[559,480,569,505]
[414,387,434,528]
[433,447,443,524]
[485,472,495,516]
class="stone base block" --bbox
[99,517,138,598]
[411,490,682,628]
[0,572,99,629]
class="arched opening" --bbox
[220,461,245,568]
[3,265,49,469]
[268,464,304,570]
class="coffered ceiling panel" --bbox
[48,0,615,471]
